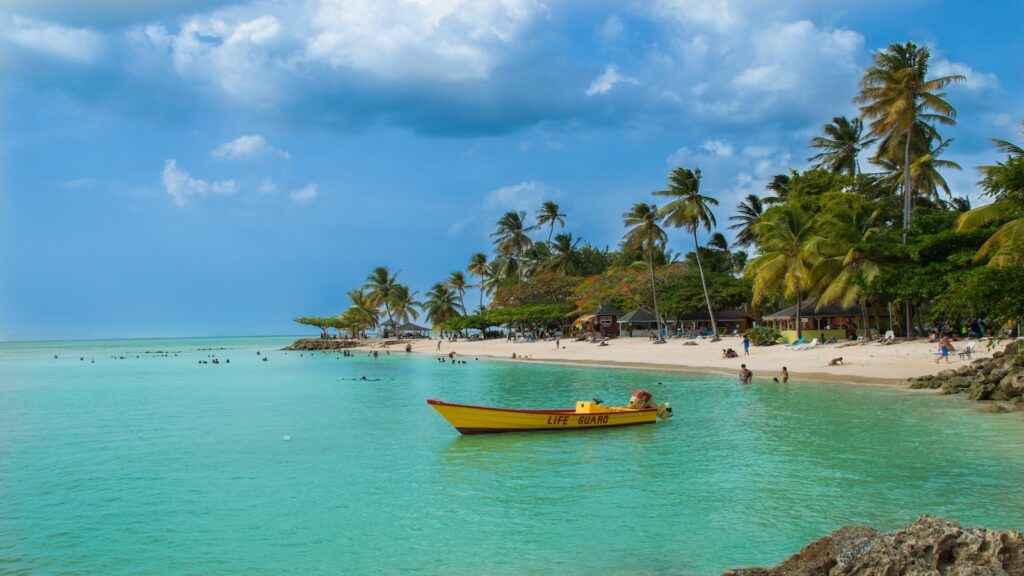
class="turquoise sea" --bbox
[1,336,1023,575]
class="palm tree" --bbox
[765,173,791,204]
[446,271,470,314]
[957,124,1024,266]
[728,194,765,248]
[809,207,886,339]
[532,201,566,243]
[655,167,721,339]
[389,285,422,330]
[521,242,553,279]
[855,41,964,242]
[479,261,504,304]
[467,252,489,312]
[424,283,460,327]
[363,266,398,336]
[345,289,380,337]
[746,206,818,339]
[491,211,533,279]
[544,233,582,275]
[875,137,962,203]
[623,202,668,340]
[808,116,876,176]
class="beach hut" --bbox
[617,308,659,337]
[574,304,621,338]
[676,309,754,336]
[396,322,431,338]
[764,299,885,343]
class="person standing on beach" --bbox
[935,336,954,364]
[742,335,750,355]
[555,336,560,350]
[739,364,752,384]
[436,340,441,351]
[781,366,789,383]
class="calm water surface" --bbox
[2,337,1023,575]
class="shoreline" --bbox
[352,335,998,388]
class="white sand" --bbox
[392,335,993,386]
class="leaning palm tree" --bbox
[728,194,765,248]
[424,283,460,327]
[809,207,886,339]
[389,284,422,329]
[491,211,533,279]
[875,137,962,203]
[655,167,720,339]
[446,271,470,314]
[745,206,818,339]
[478,261,504,304]
[808,116,876,176]
[532,201,566,243]
[623,202,668,340]
[764,173,791,204]
[363,266,399,335]
[855,41,964,242]
[467,252,489,312]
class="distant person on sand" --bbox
[436,340,442,351]
[555,337,560,350]
[935,336,955,364]
[742,335,750,355]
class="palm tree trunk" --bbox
[903,128,914,339]
[692,228,719,340]
[648,246,663,341]
[861,297,870,341]
[795,294,803,339]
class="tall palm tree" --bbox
[478,261,504,304]
[532,201,566,243]
[809,207,886,339]
[389,284,422,329]
[764,173,791,204]
[728,194,765,248]
[855,41,964,242]
[808,116,876,176]
[467,252,489,312]
[655,167,721,339]
[746,206,818,339]
[544,233,582,275]
[424,283,460,327]
[491,211,533,279]
[521,242,553,279]
[623,202,668,340]
[363,266,398,335]
[446,271,470,314]
[345,289,380,337]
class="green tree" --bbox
[424,283,461,326]
[957,125,1024,266]
[728,194,765,248]
[345,289,380,336]
[293,316,334,338]
[389,285,422,328]
[808,116,876,176]
[623,202,668,339]
[655,167,721,339]
[467,252,489,312]
[491,211,533,280]
[746,206,819,338]
[855,41,964,242]
[543,233,582,275]
[532,200,566,243]
[363,266,399,332]
[446,271,470,313]
[875,137,961,203]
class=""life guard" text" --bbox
[546,414,610,425]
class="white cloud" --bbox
[446,217,474,238]
[599,15,623,42]
[701,140,733,157]
[932,59,999,92]
[257,177,278,194]
[161,159,237,206]
[289,183,318,204]
[212,134,290,160]
[585,64,638,96]
[61,177,96,189]
[484,181,561,213]
[0,14,104,64]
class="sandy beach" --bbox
[394,335,996,386]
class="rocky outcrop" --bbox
[910,340,1024,409]
[724,515,1024,576]
[283,338,359,351]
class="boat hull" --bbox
[427,399,658,435]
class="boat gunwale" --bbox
[426,398,657,415]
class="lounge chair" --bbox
[875,330,896,345]
[785,336,805,349]
[958,341,976,360]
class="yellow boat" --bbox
[427,390,672,435]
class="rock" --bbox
[955,364,973,376]
[937,368,958,379]
[993,350,1005,359]
[724,515,1024,576]
[983,403,1010,413]
[283,338,358,351]
[913,341,1024,407]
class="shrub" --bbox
[745,326,781,346]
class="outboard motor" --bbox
[627,389,673,420]
[656,402,673,420]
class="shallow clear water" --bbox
[1,337,1023,575]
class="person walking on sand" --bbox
[555,336,560,350]
[742,335,750,355]
[436,340,442,351]
[935,336,954,364]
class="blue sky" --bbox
[1,0,1022,341]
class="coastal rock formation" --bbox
[724,515,1024,576]
[910,340,1024,409]
[283,338,358,351]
